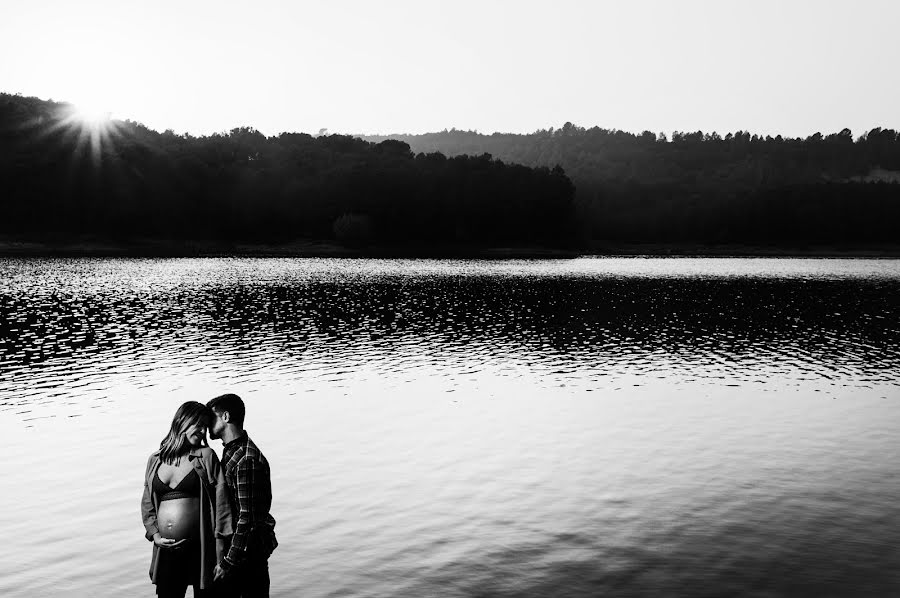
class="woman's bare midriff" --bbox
[157,497,201,541]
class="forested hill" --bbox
[363,125,900,245]
[4,91,898,250]
[0,93,576,248]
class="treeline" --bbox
[0,93,576,247]
[4,91,898,249]
[364,124,900,244]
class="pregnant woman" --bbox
[142,401,233,597]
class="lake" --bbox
[1,257,898,597]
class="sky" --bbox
[2,0,899,138]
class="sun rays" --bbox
[65,101,119,165]
[22,100,126,169]
[71,102,112,129]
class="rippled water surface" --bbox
[1,257,899,597]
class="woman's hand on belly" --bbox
[157,498,201,541]
[153,533,186,549]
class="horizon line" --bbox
[4,90,894,142]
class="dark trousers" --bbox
[156,585,209,598]
[155,539,205,598]
[218,557,270,598]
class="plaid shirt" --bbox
[220,431,277,571]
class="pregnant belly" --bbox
[157,498,201,541]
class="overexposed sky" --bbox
[2,0,898,137]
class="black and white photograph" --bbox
[1,1,899,597]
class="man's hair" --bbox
[207,393,246,428]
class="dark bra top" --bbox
[154,467,200,501]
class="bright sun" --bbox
[55,97,122,164]
[73,102,112,128]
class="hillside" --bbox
[363,124,900,245]
[0,93,576,250]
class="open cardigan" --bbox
[141,446,233,589]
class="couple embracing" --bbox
[141,393,277,597]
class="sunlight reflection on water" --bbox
[1,257,899,597]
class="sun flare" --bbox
[50,98,123,165]
[72,101,112,129]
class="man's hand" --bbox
[214,563,227,582]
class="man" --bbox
[207,393,278,598]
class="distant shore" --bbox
[1,236,899,258]
[0,237,579,258]
[584,242,900,258]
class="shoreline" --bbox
[0,237,581,259]
[1,237,899,258]
[584,242,900,258]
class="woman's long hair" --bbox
[159,401,210,465]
